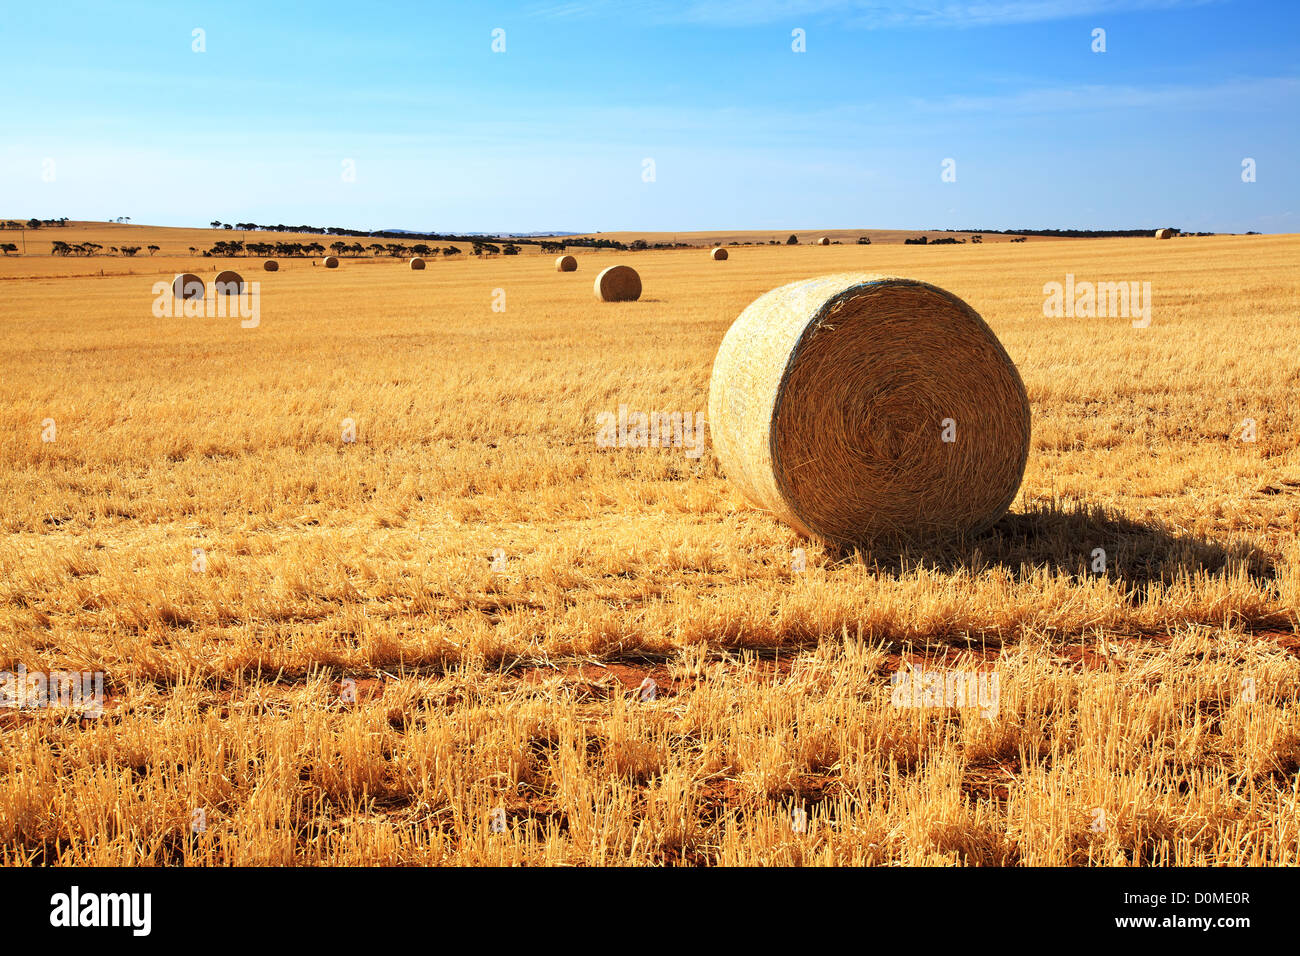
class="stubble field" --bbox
[1,228,1298,865]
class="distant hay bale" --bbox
[817,237,831,245]
[263,259,278,272]
[1154,228,1175,239]
[708,273,1030,548]
[172,273,204,301]
[594,264,642,302]
[213,270,245,295]
[711,247,729,261]
[322,255,339,268]
[555,254,578,272]
[409,256,426,270]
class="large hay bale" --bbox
[172,273,204,301]
[711,247,729,261]
[555,255,577,272]
[263,259,279,272]
[708,273,1030,548]
[817,237,831,245]
[322,256,339,268]
[409,256,426,270]
[1154,228,1175,239]
[213,270,245,295]
[594,265,641,302]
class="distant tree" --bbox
[502,243,520,255]
[27,219,41,230]
[147,245,160,255]
[188,247,198,255]
[444,245,461,256]
[786,234,798,245]
[210,221,222,229]
[0,243,17,255]
[121,246,141,256]
[857,236,871,244]
[223,223,233,230]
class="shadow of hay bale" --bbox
[831,498,1277,592]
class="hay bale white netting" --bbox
[409,256,426,270]
[322,255,339,268]
[1154,228,1175,239]
[708,273,1031,548]
[213,270,244,295]
[817,237,831,245]
[556,255,578,272]
[594,265,641,301]
[711,247,729,261]
[263,259,279,272]
[172,273,204,301]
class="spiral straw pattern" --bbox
[708,274,1031,547]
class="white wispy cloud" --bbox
[527,0,1219,29]
[904,75,1300,113]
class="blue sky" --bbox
[2,0,1296,233]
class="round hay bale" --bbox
[594,265,641,302]
[1154,228,1174,239]
[555,254,578,272]
[213,270,245,295]
[172,273,204,301]
[409,256,426,270]
[707,273,1030,548]
[322,255,339,268]
[817,237,831,246]
[711,247,729,261]
[263,259,279,272]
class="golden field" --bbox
[0,225,1298,866]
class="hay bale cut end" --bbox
[708,273,1031,548]
[555,255,578,272]
[594,265,641,302]
[322,255,339,268]
[263,259,279,272]
[213,270,245,295]
[711,247,729,261]
[817,237,831,245]
[172,273,204,301]
[1154,228,1175,239]
[409,256,426,270]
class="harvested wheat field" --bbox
[1,230,1299,867]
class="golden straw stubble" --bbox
[708,273,1031,547]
